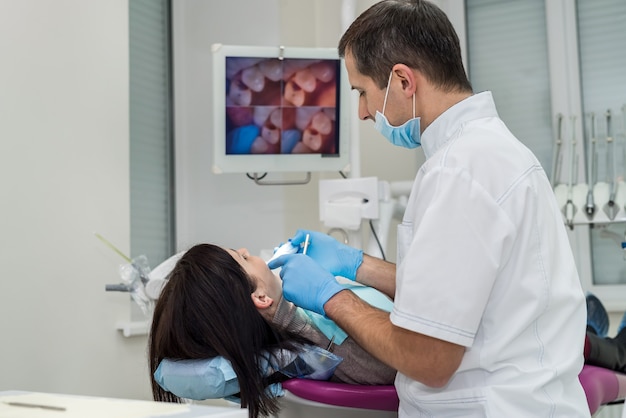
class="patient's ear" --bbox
[251,292,274,310]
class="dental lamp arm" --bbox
[324,290,464,388]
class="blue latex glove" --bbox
[287,229,363,281]
[268,254,345,316]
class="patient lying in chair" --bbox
[148,244,396,418]
[149,245,626,418]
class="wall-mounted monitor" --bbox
[211,44,351,174]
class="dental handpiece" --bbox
[266,241,299,264]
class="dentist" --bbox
[268,0,590,416]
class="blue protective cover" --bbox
[155,346,342,401]
[154,356,241,400]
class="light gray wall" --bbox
[0,0,151,400]
[173,0,420,258]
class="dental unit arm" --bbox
[99,232,181,316]
[318,177,411,260]
[106,254,154,316]
[318,177,381,254]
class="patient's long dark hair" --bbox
[149,243,308,418]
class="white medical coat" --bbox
[391,92,590,417]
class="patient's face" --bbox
[227,248,282,302]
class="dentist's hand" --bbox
[289,229,363,281]
[268,254,345,316]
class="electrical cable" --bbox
[368,219,386,261]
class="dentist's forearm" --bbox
[355,254,396,298]
[324,290,464,388]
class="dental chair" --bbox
[281,364,626,416]
[580,365,626,415]
[282,379,397,412]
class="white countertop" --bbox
[0,391,247,418]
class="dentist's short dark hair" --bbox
[338,0,472,93]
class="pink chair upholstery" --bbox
[283,365,626,414]
[282,379,398,411]
[579,365,626,415]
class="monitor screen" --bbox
[212,44,351,174]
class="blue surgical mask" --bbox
[374,72,421,149]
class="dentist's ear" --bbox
[251,292,274,310]
[391,63,417,97]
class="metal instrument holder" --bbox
[552,107,626,227]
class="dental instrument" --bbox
[266,241,299,264]
[551,113,564,187]
[563,115,578,229]
[326,335,335,351]
[302,233,310,255]
[266,234,308,265]
[584,113,596,220]
[603,110,618,220]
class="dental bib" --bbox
[300,285,393,345]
